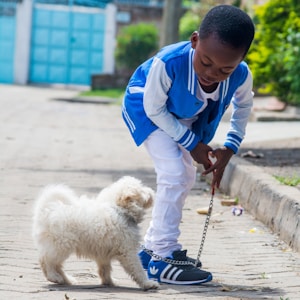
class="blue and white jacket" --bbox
[122,41,253,153]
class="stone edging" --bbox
[220,156,300,252]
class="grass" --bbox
[273,174,300,187]
[79,88,125,99]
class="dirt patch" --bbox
[238,137,300,190]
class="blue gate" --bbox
[0,0,18,83]
[30,0,109,85]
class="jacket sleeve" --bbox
[224,69,254,153]
[143,57,200,150]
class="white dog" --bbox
[32,176,158,290]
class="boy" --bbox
[122,5,255,285]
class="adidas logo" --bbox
[149,266,159,275]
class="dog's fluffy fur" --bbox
[32,176,158,290]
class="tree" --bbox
[160,0,183,47]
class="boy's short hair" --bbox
[199,5,255,56]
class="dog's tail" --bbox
[32,185,78,229]
[32,184,79,253]
[36,184,77,207]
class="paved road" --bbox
[0,84,299,299]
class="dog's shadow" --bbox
[45,283,158,294]
[44,281,283,298]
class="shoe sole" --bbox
[149,273,213,285]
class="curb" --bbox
[253,105,300,121]
[51,96,118,105]
[220,156,300,252]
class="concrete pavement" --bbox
[214,98,300,253]
[0,84,299,300]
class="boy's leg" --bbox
[143,129,196,258]
[141,129,212,285]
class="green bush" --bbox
[115,23,159,73]
[179,9,201,41]
[247,0,300,105]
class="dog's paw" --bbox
[141,280,159,290]
[101,279,115,287]
[45,272,77,285]
[66,275,77,285]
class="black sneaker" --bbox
[139,248,202,270]
[147,250,212,285]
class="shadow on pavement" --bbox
[43,282,283,299]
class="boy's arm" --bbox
[143,57,200,151]
[203,69,254,188]
[224,69,254,153]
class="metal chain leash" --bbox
[141,187,215,268]
[194,187,214,267]
[141,245,195,266]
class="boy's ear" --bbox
[190,31,199,49]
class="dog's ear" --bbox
[116,192,136,208]
[116,191,153,224]
[141,187,154,209]
[116,187,154,210]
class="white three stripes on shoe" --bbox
[161,264,183,281]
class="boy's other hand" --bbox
[202,147,234,188]
[190,142,213,170]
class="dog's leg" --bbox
[96,260,114,286]
[40,255,76,285]
[118,253,159,290]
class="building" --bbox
[0,0,116,86]
[0,0,166,86]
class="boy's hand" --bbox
[202,147,234,188]
[190,142,213,170]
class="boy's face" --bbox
[191,32,244,90]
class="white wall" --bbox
[103,3,117,74]
[14,0,32,85]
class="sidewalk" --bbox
[0,84,299,300]
[214,96,300,253]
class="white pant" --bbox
[143,129,196,258]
